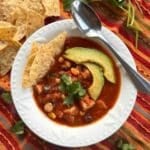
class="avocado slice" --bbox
[64,47,116,83]
[83,63,104,100]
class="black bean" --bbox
[84,114,93,123]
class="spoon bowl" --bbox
[71,0,101,38]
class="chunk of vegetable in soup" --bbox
[33,37,121,126]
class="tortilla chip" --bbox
[26,10,44,36]
[0,21,13,26]
[22,0,45,16]
[0,40,8,51]
[23,31,67,87]
[13,6,27,26]
[1,0,60,17]
[14,8,44,38]
[13,9,44,41]
[2,0,45,16]
[0,4,16,23]
[11,7,44,41]
[13,25,27,41]
[0,0,58,41]
[23,42,40,87]
[42,0,60,16]
[0,4,26,30]
[0,41,20,76]
[1,0,23,5]
[0,21,17,40]
[0,3,44,40]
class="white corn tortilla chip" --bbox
[0,41,20,76]
[2,0,45,16]
[23,31,67,87]
[42,0,60,16]
[23,42,40,87]
[26,10,44,36]
[0,21,17,40]
[0,41,8,51]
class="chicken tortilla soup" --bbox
[23,32,121,126]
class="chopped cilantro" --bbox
[59,74,72,92]
[61,74,72,85]
[1,92,12,104]
[63,95,74,106]
[63,0,75,11]
[117,139,135,150]
[60,74,86,106]
[11,120,25,135]
[68,81,86,97]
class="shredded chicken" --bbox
[80,96,95,111]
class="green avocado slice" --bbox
[64,47,116,83]
[83,63,104,100]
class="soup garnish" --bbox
[59,74,86,106]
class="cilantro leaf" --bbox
[1,92,12,104]
[59,74,72,92]
[68,82,81,94]
[63,0,75,11]
[11,120,25,135]
[68,81,86,96]
[61,74,72,85]
[63,95,74,106]
[108,0,125,7]
[78,87,86,97]
[122,144,135,150]
[117,139,135,150]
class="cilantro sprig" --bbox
[59,74,86,106]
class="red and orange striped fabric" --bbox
[0,0,149,149]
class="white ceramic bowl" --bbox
[11,19,137,147]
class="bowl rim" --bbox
[11,19,137,147]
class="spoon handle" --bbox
[97,34,150,94]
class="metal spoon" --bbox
[71,0,150,94]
